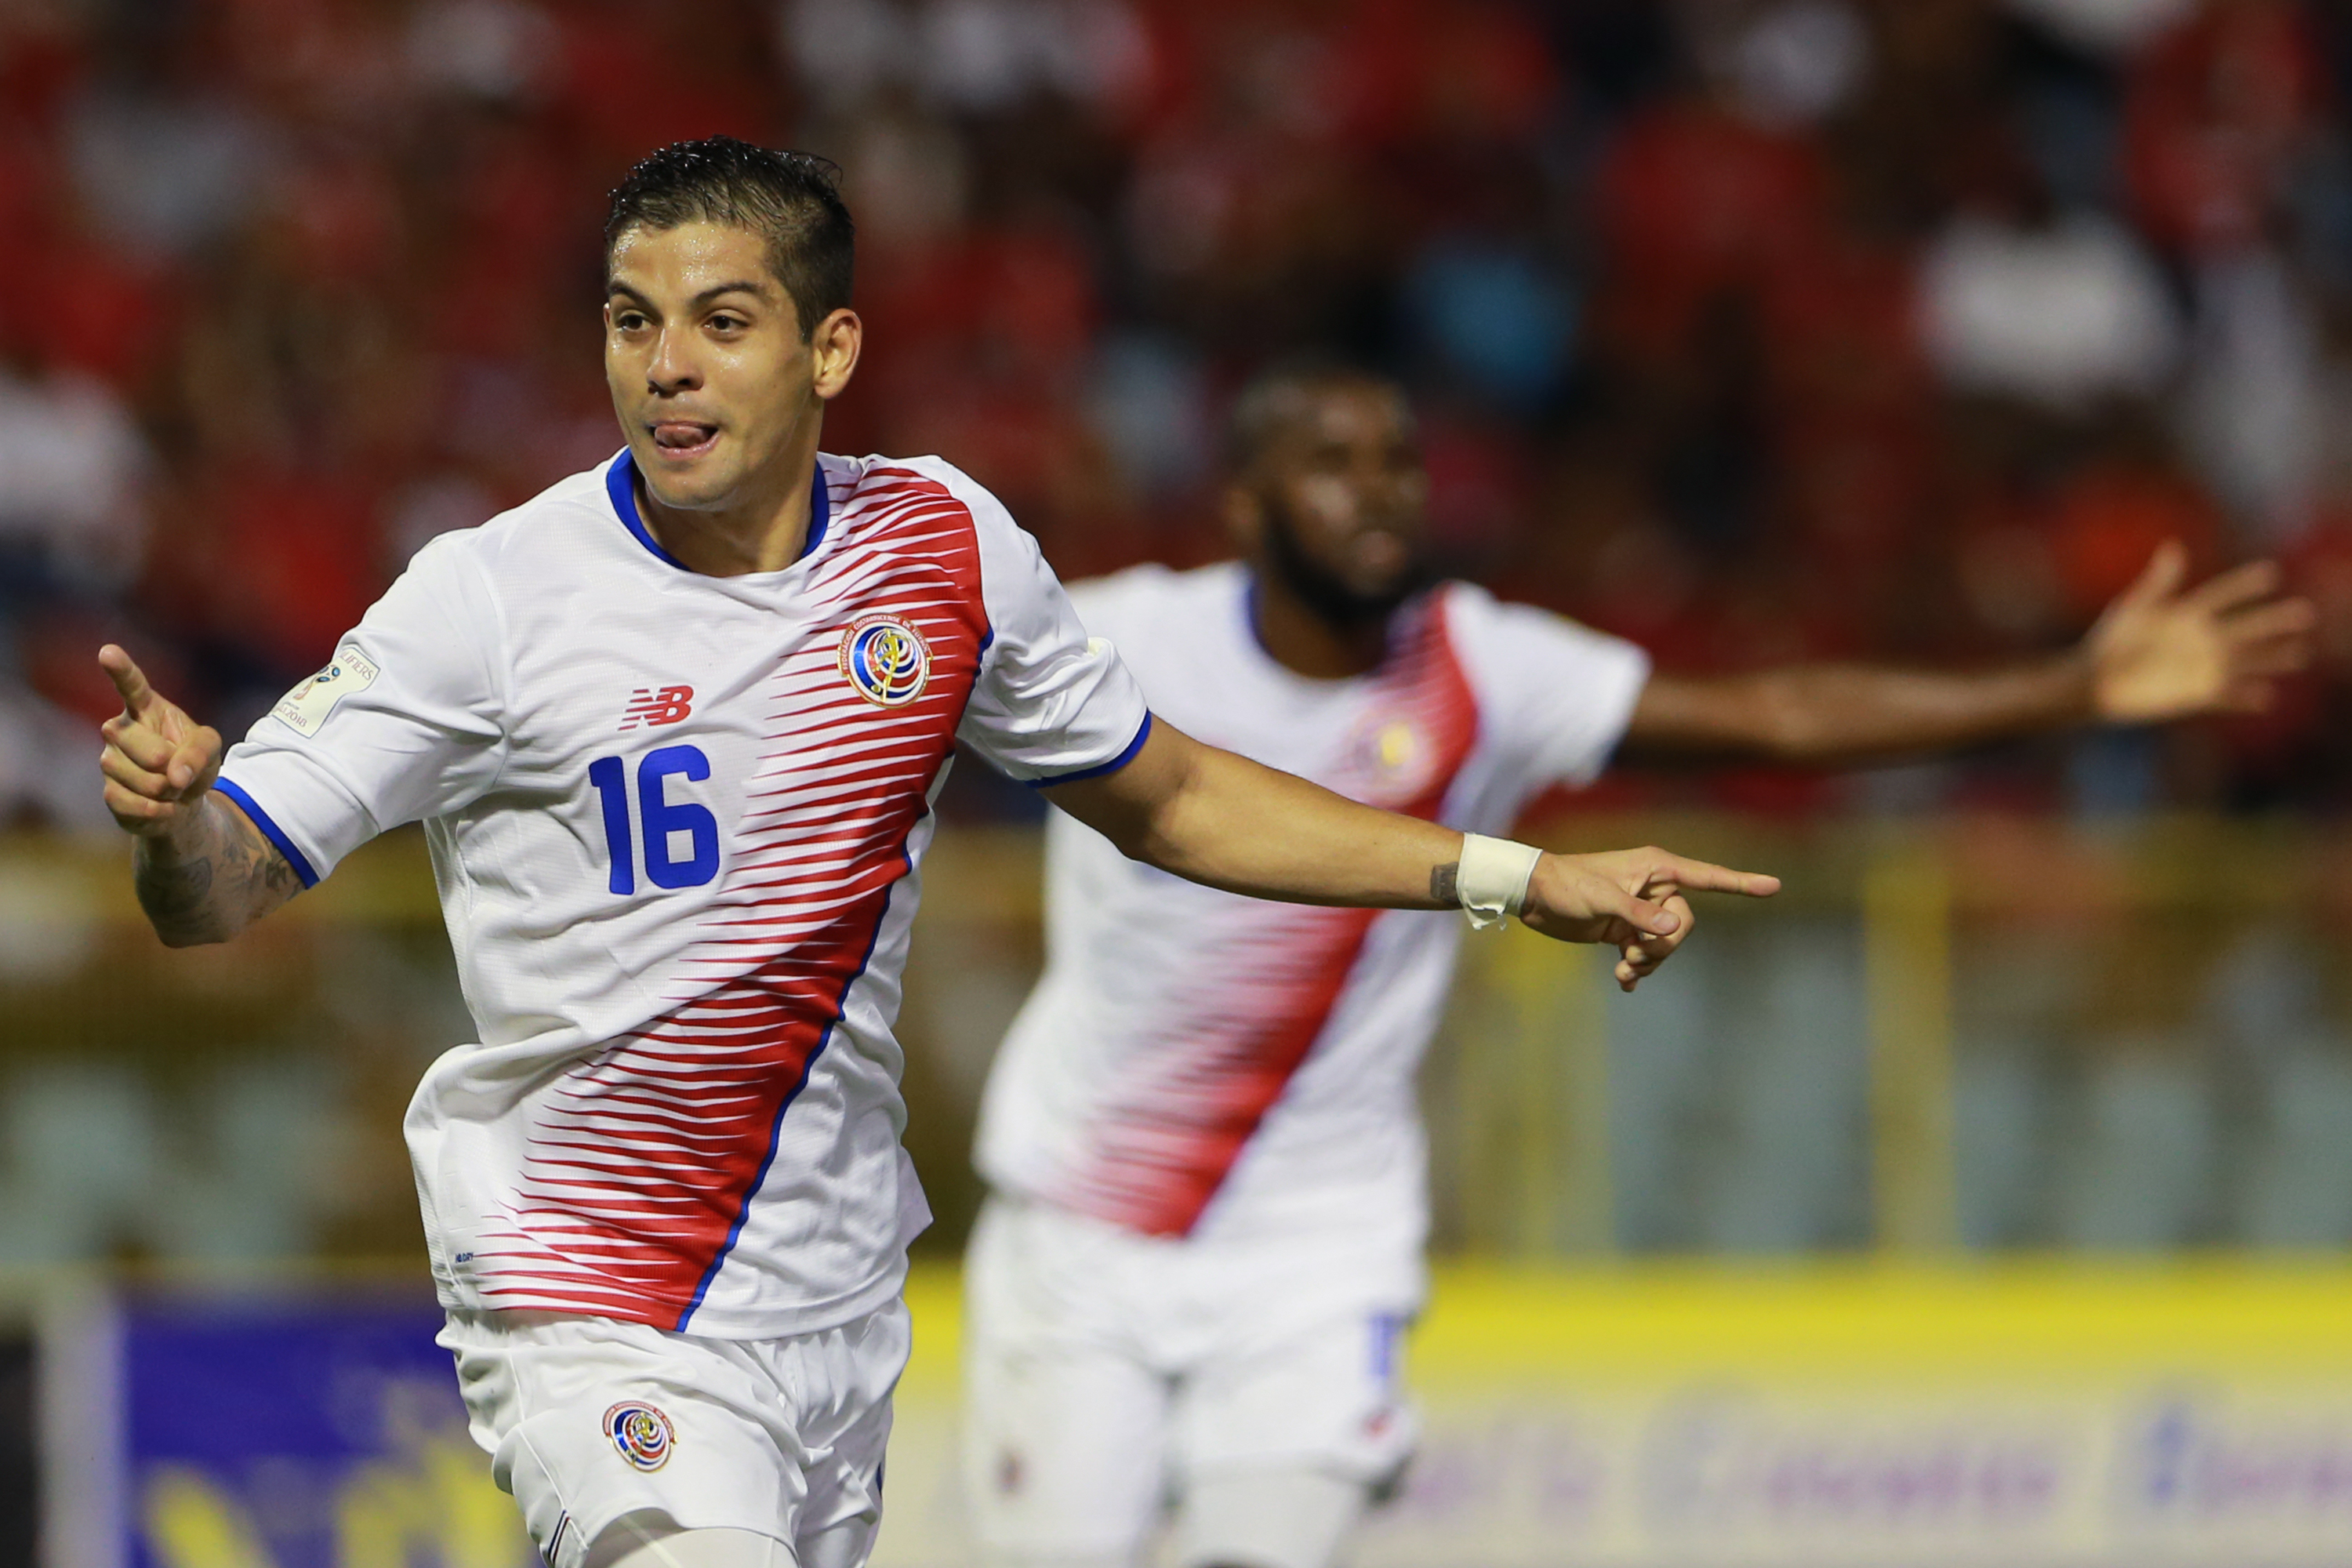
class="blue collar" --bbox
[605,448,832,571]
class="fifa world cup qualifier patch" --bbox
[271,644,380,737]
[838,615,931,707]
[604,1402,676,1472]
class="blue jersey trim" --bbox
[800,463,830,561]
[607,448,833,571]
[677,826,916,1330]
[604,448,689,570]
[1028,711,1154,789]
[212,777,319,888]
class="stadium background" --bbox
[5,0,2352,1563]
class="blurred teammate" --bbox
[92,142,1775,1568]
[964,364,2315,1568]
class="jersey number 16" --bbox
[588,745,720,895]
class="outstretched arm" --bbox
[1042,720,1778,988]
[1620,544,2315,766]
[96,644,300,947]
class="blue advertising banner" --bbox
[119,1291,535,1568]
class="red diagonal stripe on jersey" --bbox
[1062,596,1481,1237]
[466,465,991,1327]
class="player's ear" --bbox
[810,307,862,401]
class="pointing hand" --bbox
[96,644,223,839]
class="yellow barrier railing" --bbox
[7,815,2350,1263]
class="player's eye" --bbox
[613,310,649,332]
[708,314,745,332]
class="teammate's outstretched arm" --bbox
[1621,543,2317,764]
[1042,720,1778,988]
[96,645,300,947]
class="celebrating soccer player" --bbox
[91,140,1775,1568]
[961,363,2318,1568]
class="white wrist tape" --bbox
[1457,833,1543,931]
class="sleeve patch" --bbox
[271,644,380,738]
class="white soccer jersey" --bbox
[217,449,1149,1338]
[974,561,1649,1274]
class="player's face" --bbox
[1245,380,1430,615]
[604,221,842,515]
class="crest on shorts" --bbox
[604,1402,675,1472]
[838,615,931,707]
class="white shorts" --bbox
[439,1300,910,1568]
[962,1192,1418,1560]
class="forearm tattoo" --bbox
[1431,862,1459,906]
[135,798,299,943]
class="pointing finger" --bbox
[1646,855,1781,900]
[99,644,155,717]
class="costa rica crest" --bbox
[838,615,931,707]
[604,1402,675,1471]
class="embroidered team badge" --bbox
[1342,715,1435,804]
[604,1402,675,1472]
[838,615,931,707]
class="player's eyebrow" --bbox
[604,279,777,310]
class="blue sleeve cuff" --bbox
[1028,712,1154,789]
[212,777,321,888]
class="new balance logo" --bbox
[619,685,694,730]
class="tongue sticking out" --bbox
[654,423,715,450]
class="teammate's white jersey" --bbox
[219,449,1149,1339]
[975,561,1648,1271]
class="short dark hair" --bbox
[1227,356,1407,474]
[604,137,855,339]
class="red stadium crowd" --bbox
[5,0,2352,822]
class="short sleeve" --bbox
[1445,583,1651,793]
[214,533,508,884]
[934,466,1152,783]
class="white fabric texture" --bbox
[440,1298,908,1568]
[976,561,1649,1257]
[218,450,1148,1337]
[963,1193,1412,1562]
[587,1524,785,1568]
[1171,1469,1368,1568]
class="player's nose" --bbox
[644,328,703,391]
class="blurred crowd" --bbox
[7,0,2352,824]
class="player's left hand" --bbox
[2085,542,2316,724]
[1519,847,1779,990]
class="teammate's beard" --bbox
[1260,502,1433,631]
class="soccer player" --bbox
[963,365,2318,1568]
[92,141,1776,1568]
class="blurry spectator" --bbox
[2009,0,2198,56]
[1921,136,2180,412]
[405,0,561,106]
[1084,330,1212,502]
[0,353,147,603]
[2180,248,2327,535]
[65,33,274,263]
[0,0,2335,815]
[2125,0,2323,259]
